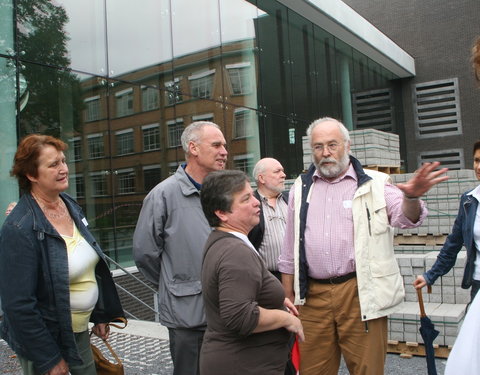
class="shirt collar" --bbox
[257,190,282,203]
[467,184,480,200]
[182,163,202,190]
[312,163,357,183]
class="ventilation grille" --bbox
[413,78,462,138]
[418,149,464,170]
[352,88,394,132]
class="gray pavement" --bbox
[0,319,447,374]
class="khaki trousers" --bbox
[299,277,387,375]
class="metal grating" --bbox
[352,88,394,132]
[413,78,462,138]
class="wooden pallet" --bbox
[394,234,447,246]
[387,340,451,359]
[364,165,401,174]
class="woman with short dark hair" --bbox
[0,134,124,375]
[200,170,303,375]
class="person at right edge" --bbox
[414,38,480,303]
[279,117,449,375]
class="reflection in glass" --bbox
[106,0,172,77]
[5,0,407,266]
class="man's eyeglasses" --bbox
[313,142,340,152]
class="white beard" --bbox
[314,152,350,179]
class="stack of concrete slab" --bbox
[388,301,466,346]
[301,128,401,171]
[389,251,469,347]
[392,170,477,236]
[396,252,469,305]
[349,129,401,167]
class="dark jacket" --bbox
[0,192,124,374]
[248,190,289,250]
[424,190,479,289]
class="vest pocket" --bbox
[370,259,404,310]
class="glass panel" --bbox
[287,10,317,124]
[260,111,305,179]
[223,103,260,177]
[0,0,14,55]
[107,79,170,266]
[255,0,293,117]
[16,0,107,75]
[219,0,260,111]
[312,27,342,119]
[0,55,18,226]
[106,0,172,78]
[171,0,221,101]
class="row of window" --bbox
[72,109,254,161]
[70,152,255,198]
[84,64,252,121]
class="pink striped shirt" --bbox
[278,164,427,279]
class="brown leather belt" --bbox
[309,271,356,284]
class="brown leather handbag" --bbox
[90,318,127,375]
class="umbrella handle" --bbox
[417,288,427,318]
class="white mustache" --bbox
[320,158,337,164]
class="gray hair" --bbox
[252,158,269,182]
[181,121,220,155]
[306,117,350,145]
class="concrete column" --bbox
[340,55,353,130]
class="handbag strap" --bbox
[101,337,122,365]
[108,317,128,330]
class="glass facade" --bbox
[0,0,401,266]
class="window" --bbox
[142,123,160,151]
[87,133,104,159]
[142,86,159,111]
[69,174,84,198]
[189,70,215,99]
[84,96,100,122]
[192,113,214,123]
[167,119,184,148]
[234,108,253,138]
[418,149,464,170]
[143,165,161,192]
[69,137,82,161]
[352,88,394,132]
[116,129,134,156]
[413,78,462,138]
[116,88,134,117]
[233,154,254,176]
[90,172,107,196]
[226,63,252,95]
[165,78,183,105]
[117,168,136,194]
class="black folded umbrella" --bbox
[417,286,439,375]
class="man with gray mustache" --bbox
[279,117,448,375]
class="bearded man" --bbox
[279,117,448,375]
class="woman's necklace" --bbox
[31,192,72,223]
